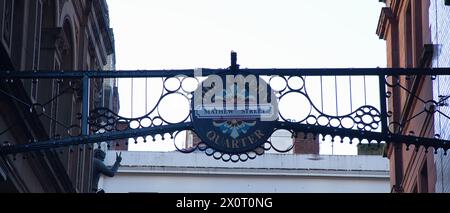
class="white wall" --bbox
[103,173,389,193]
[100,151,390,193]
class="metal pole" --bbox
[379,74,388,134]
[82,75,90,136]
[230,51,239,72]
[2,121,449,155]
[0,123,193,155]
[3,68,450,78]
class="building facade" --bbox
[376,0,436,193]
[0,0,115,192]
[100,151,390,193]
[431,0,450,193]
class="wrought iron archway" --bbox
[1,54,450,162]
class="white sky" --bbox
[107,0,387,155]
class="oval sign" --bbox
[191,74,278,154]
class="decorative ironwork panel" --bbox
[1,64,450,162]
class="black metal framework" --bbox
[1,60,450,162]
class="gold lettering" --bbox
[207,131,221,144]
[240,138,248,147]
[214,134,220,144]
[247,135,255,144]
[232,140,239,149]
[207,131,216,140]
[254,130,265,139]
[207,129,266,150]
[225,139,231,148]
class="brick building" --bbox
[376,0,436,192]
[0,0,115,192]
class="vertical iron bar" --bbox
[82,75,90,136]
[364,75,367,105]
[335,76,338,116]
[131,78,134,117]
[320,76,324,112]
[379,74,388,134]
[349,76,353,112]
[101,78,105,108]
[145,78,148,114]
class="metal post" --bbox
[379,74,388,134]
[82,75,90,136]
[230,51,239,71]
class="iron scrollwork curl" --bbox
[272,75,382,132]
[89,76,194,144]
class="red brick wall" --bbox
[111,122,128,151]
[293,133,319,155]
[377,0,436,193]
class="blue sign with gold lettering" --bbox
[192,74,278,154]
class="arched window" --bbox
[61,18,74,70]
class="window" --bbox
[404,3,413,68]
[404,3,413,90]
[419,161,428,193]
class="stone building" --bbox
[0,0,115,192]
